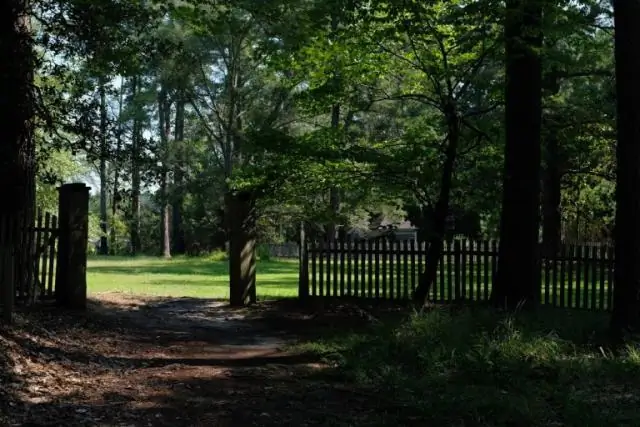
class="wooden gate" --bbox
[0,208,59,304]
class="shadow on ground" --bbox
[8,296,627,426]
[2,295,403,426]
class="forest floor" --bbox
[3,291,640,426]
[0,294,404,427]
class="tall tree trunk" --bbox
[610,0,640,341]
[110,77,125,254]
[413,105,460,305]
[0,0,35,322]
[542,127,562,258]
[130,76,141,255]
[158,87,171,259]
[172,97,186,254]
[491,0,543,309]
[98,80,109,255]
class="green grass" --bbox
[87,255,300,299]
[293,307,640,426]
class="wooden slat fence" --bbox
[304,239,615,311]
[0,208,59,304]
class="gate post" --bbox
[55,183,90,309]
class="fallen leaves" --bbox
[0,295,393,426]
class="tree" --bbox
[490,0,543,309]
[0,0,36,322]
[347,0,502,305]
[610,0,640,341]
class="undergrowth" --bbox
[296,306,640,426]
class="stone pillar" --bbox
[55,183,90,309]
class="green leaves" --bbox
[32,0,619,246]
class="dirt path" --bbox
[0,294,396,427]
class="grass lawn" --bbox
[87,255,300,299]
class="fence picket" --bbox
[551,249,559,307]
[437,242,444,302]
[462,240,469,300]
[373,240,378,297]
[575,245,583,309]
[607,246,614,310]
[558,244,566,307]
[311,241,317,297]
[333,240,339,297]
[406,240,413,299]
[318,241,324,297]
[339,239,346,297]
[454,240,461,300]
[447,240,454,302]
[396,240,403,299]
[303,238,617,312]
[352,240,358,297]
[359,240,366,298]
[25,214,34,300]
[590,245,597,310]
[388,240,394,300]
[543,251,551,305]
[482,241,489,300]
[41,213,52,298]
[468,240,475,301]
[567,245,575,308]
[598,245,606,311]
[476,240,483,300]
[366,240,373,298]
[582,245,590,310]
[15,215,26,301]
[46,215,57,297]
[381,240,387,299]
[34,209,44,298]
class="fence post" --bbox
[55,183,90,309]
[454,240,462,299]
[298,222,309,302]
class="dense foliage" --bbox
[7,0,631,313]
[30,0,615,254]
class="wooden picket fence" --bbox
[0,208,59,304]
[302,239,615,311]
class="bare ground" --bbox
[0,294,409,427]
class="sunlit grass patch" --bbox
[87,255,299,299]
